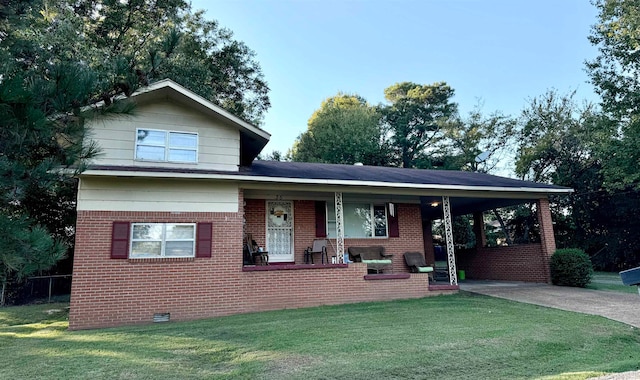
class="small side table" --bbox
[254,251,269,265]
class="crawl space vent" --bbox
[153,313,170,323]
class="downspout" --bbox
[442,196,458,285]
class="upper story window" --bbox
[327,203,388,238]
[136,129,198,163]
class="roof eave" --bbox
[79,168,574,198]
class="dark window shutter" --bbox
[111,222,130,259]
[315,201,327,237]
[388,205,400,238]
[196,222,213,258]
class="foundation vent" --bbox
[153,313,170,323]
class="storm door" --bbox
[266,201,294,262]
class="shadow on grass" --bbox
[1,294,639,379]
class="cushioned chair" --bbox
[403,252,434,282]
[304,239,329,264]
[348,246,393,273]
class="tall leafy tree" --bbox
[381,82,457,168]
[291,94,389,165]
[72,1,270,124]
[438,105,516,173]
[586,0,640,190]
[515,90,640,269]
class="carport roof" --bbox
[241,161,569,193]
[242,161,571,218]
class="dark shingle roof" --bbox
[241,161,569,192]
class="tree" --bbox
[0,216,66,305]
[437,105,516,173]
[586,0,640,190]
[291,94,390,165]
[0,1,137,299]
[381,82,457,168]
[72,1,271,124]
[515,90,640,270]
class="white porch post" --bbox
[442,195,458,285]
[335,192,345,263]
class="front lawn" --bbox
[1,293,639,379]
[587,271,638,294]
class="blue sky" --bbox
[191,0,600,155]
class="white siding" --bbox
[77,177,239,212]
[88,100,240,170]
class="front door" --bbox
[266,201,294,262]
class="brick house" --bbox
[69,80,571,330]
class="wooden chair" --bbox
[245,234,268,265]
[304,239,329,264]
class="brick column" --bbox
[537,198,556,283]
[473,212,486,249]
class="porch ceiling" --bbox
[420,196,535,220]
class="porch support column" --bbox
[537,198,556,283]
[335,192,345,263]
[473,212,486,249]
[442,196,458,285]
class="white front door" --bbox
[266,201,294,262]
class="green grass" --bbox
[587,271,639,294]
[1,294,639,380]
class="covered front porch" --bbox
[240,184,560,287]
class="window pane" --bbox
[327,202,336,238]
[373,205,387,237]
[168,149,197,162]
[166,224,195,240]
[136,145,165,161]
[131,241,162,256]
[132,224,163,240]
[137,130,166,145]
[165,241,194,257]
[327,221,336,239]
[344,203,371,238]
[169,132,197,148]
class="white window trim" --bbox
[135,128,199,163]
[130,223,196,258]
[327,203,388,239]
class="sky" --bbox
[190,0,600,156]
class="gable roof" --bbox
[130,79,271,165]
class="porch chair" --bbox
[403,252,434,282]
[304,239,329,264]
[433,245,449,282]
[245,234,269,265]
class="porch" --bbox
[241,187,559,286]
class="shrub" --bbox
[550,248,593,287]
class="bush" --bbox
[550,248,593,287]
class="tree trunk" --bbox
[492,209,513,245]
[1,280,6,307]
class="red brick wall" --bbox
[246,200,424,270]
[456,244,550,283]
[244,199,266,248]
[70,197,436,330]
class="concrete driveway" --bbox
[459,281,640,328]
